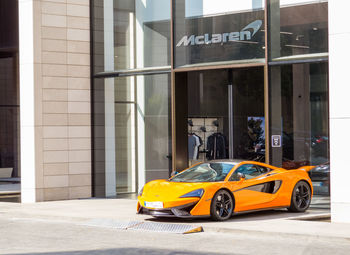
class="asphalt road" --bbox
[1,216,350,255]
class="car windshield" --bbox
[170,163,236,182]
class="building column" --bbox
[19,0,92,202]
[19,0,38,203]
[103,0,116,197]
[329,1,350,223]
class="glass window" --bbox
[0,57,20,178]
[142,74,172,182]
[0,0,18,49]
[171,162,235,182]
[184,68,265,165]
[92,74,171,196]
[0,1,20,199]
[256,165,269,174]
[115,75,135,102]
[0,56,20,202]
[92,0,171,74]
[115,102,136,193]
[174,0,265,68]
[268,0,328,60]
[230,164,265,181]
[269,62,329,195]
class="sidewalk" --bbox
[0,198,347,240]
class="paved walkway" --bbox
[1,197,347,241]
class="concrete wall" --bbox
[20,0,91,202]
[329,0,350,223]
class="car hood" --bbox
[142,179,212,201]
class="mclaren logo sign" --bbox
[176,20,262,47]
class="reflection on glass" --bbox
[115,76,135,102]
[230,164,269,181]
[92,74,172,195]
[92,0,171,74]
[115,102,136,193]
[0,57,20,180]
[269,0,328,60]
[143,74,172,182]
[186,68,265,165]
[230,68,265,160]
[269,62,329,195]
[114,2,135,70]
[0,56,20,201]
[174,0,265,67]
[171,163,236,182]
[247,117,266,157]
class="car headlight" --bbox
[180,189,204,198]
[138,186,144,196]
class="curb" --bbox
[201,225,350,243]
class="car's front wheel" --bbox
[210,189,234,221]
[288,181,311,212]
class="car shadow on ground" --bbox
[144,208,326,224]
[5,248,237,255]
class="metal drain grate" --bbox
[128,222,203,234]
[81,219,203,234]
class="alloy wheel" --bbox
[288,180,312,212]
[212,190,233,221]
[295,182,311,210]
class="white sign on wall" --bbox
[271,135,282,148]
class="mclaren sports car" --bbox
[137,160,313,221]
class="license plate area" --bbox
[144,201,164,209]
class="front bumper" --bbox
[138,201,202,218]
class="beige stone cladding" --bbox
[38,0,91,201]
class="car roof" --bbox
[202,159,245,164]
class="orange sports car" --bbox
[137,160,313,221]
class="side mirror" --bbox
[237,172,246,181]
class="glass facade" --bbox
[92,0,172,196]
[92,0,171,73]
[268,1,329,195]
[269,0,328,60]
[185,68,265,167]
[92,0,329,198]
[269,62,329,195]
[143,74,172,181]
[0,57,20,178]
[174,0,265,67]
[0,0,20,201]
[92,73,171,196]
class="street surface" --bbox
[0,197,349,255]
[1,216,350,255]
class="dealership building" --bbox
[0,0,349,223]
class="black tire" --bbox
[210,189,234,221]
[288,181,311,212]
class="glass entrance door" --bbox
[228,67,265,161]
[176,67,265,170]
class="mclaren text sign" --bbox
[176,20,262,47]
[174,10,265,67]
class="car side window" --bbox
[229,164,267,181]
[256,165,269,174]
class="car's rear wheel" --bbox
[210,189,233,221]
[288,181,311,212]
